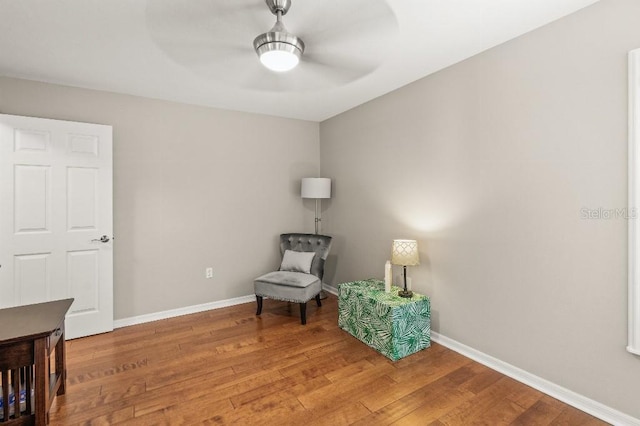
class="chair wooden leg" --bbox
[256,296,263,315]
[299,303,307,325]
[315,294,322,307]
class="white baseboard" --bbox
[115,288,340,329]
[323,283,338,295]
[431,332,640,426]
[113,295,256,329]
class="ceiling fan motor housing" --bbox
[253,23,305,58]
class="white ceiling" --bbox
[0,0,599,122]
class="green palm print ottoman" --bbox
[338,279,431,361]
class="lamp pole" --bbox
[315,198,320,234]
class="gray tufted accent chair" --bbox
[254,233,332,325]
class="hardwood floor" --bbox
[50,295,606,425]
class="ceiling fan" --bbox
[145,0,398,90]
[253,0,304,72]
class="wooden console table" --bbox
[0,299,73,425]
[338,279,430,361]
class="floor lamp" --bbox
[301,177,331,298]
[301,177,331,234]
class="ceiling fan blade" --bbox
[147,0,265,25]
[146,0,268,73]
[292,0,398,84]
[160,41,248,68]
[296,33,390,86]
[303,53,375,82]
[146,0,269,50]
[291,62,365,89]
[292,1,398,47]
[180,52,290,94]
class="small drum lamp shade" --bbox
[301,178,331,199]
[391,239,420,266]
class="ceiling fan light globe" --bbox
[260,49,300,72]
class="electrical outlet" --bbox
[205,267,213,279]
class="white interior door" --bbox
[0,114,113,339]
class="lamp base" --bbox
[398,290,413,298]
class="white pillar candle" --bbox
[384,260,392,292]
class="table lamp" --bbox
[391,239,419,298]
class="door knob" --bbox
[91,235,111,243]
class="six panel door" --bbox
[0,114,113,339]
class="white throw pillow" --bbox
[280,250,315,274]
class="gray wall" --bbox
[320,0,640,419]
[0,76,320,320]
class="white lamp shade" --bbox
[391,239,420,266]
[301,178,331,199]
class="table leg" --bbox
[56,326,66,396]
[34,338,47,425]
